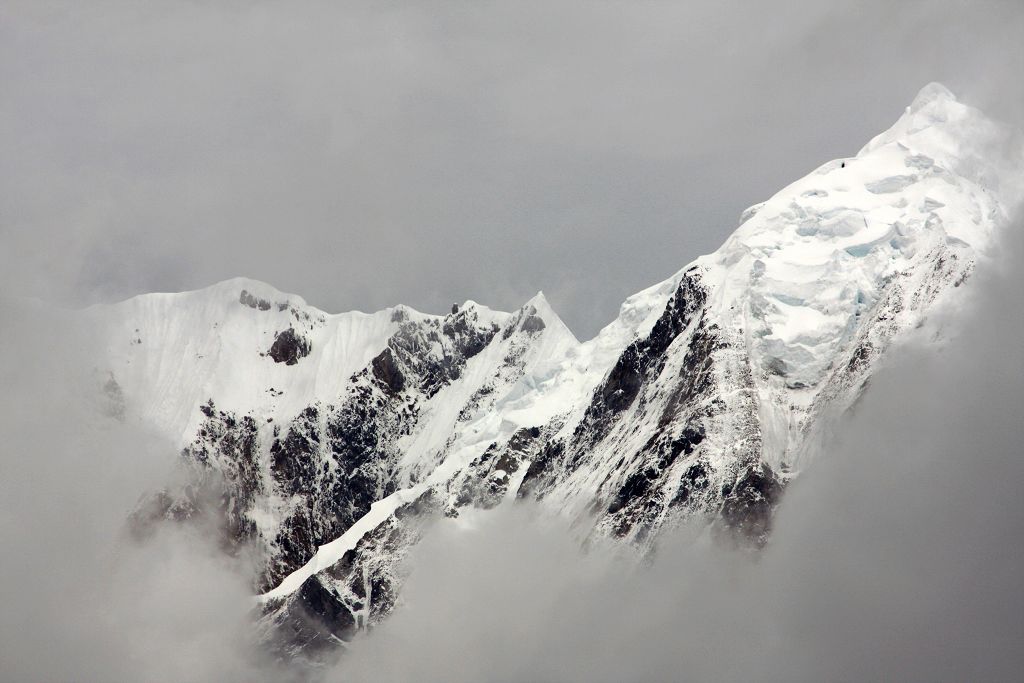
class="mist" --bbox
[0,300,292,682]
[3,220,1019,681]
[3,0,1023,337]
[334,219,1024,682]
[2,2,1023,681]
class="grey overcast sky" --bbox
[2,0,1022,338]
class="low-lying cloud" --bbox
[0,301,290,682]
[2,224,1021,682]
[334,220,1024,682]
[1,220,1021,682]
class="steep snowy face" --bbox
[694,81,1017,469]
[97,83,1021,662]
[715,83,1005,385]
[90,277,513,441]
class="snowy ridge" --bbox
[91,277,511,440]
[99,84,1022,659]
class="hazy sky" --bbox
[2,0,1022,337]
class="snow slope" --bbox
[90,277,510,440]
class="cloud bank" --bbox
[0,301,292,682]
[334,220,1024,682]
[4,214,1019,682]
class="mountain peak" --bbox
[856,81,1006,168]
[524,290,549,309]
[519,290,579,344]
[908,81,957,113]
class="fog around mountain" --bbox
[1,2,1022,681]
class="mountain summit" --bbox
[95,84,1023,660]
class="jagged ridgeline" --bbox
[96,83,1022,660]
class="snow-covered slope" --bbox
[90,277,511,438]
[96,83,1022,660]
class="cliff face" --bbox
[100,83,1022,660]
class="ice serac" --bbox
[98,83,1022,661]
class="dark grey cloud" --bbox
[333,218,1024,682]
[2,0,1022,337]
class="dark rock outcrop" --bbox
[240,289,272,311]
[268,328,311,365]
[719,463,784,547]
[576,271,709,449]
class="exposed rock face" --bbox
[719,462,784,546]
[130,400,263,558]
[268,328,311,365]
[240,289,273,311]
[575,270,709,448]
[101,85,1022,664]
[265,490,442,660]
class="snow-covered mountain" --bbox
[92,83,1022,660]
